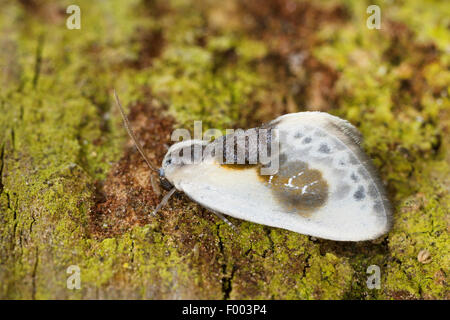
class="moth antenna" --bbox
[152,187,176,216]
[113,90,158,173]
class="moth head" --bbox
[158,168,173,191]
[161,139,207,185]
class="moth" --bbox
[114,91,392,241]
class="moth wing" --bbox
[270,112,393,239]
[168,112,392,241]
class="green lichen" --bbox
[144,13,267,130]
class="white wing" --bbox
[166,112,392,241]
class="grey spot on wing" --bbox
[303,137,312,144]
[294,131,303,139]
[337,158,346,167]
[318,143,331,154]
[353,185,365,201]
[350,172,359,182]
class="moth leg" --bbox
[209,209,239,233]
[150,173,161,196]
[152,187,176,216]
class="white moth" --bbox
[114,92,392,241]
